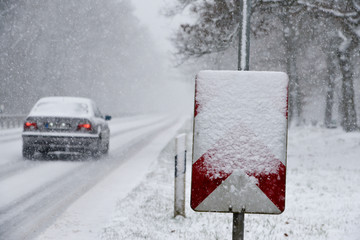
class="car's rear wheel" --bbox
[101,141,109,154]
[23,146,35,159]
[89,137,101,157]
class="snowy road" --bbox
[0,115,182,240]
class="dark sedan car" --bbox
[22,97,111,159]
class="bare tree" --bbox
[299,0,359,131]
[168,0,360,131]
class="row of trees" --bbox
[167,0,360,131]
[0,0,170,115]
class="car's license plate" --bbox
[45,122,70,129]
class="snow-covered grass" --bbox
[100,126,360,240]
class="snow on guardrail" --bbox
[0,115,26,129]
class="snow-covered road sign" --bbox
[191,71,288,214]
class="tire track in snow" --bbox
[0,128,22,143]
[0,160,40,182]
[0,135,21,144]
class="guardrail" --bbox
[0,115,26,129]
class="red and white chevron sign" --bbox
[191,71,288,214]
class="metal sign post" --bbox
[238,0,252,72]
[235,0,252,239]
[233,208,245,240]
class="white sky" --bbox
[130,0,195,87]
[130,0,188,52]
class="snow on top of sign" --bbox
[194,70,288,179]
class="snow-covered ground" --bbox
[98,126,360,240]
[1,119,360,239]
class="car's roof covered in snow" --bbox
[28,97,95,118]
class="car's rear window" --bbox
[31,101,89,116]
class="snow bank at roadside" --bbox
[101,126,360,240]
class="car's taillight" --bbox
[24,121,38,130]
[77,123,92,131]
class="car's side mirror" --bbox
[105,115,112,121]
